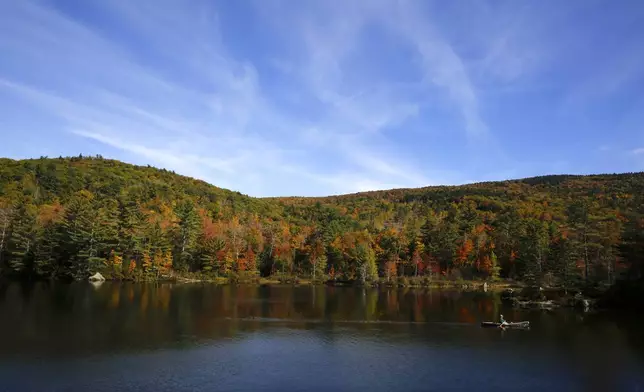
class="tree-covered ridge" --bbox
[0,156,643,288]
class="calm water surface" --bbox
[0,282,643,391]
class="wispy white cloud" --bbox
[0,0,443,196]
[633,148,644,155]
[4,0,637,195]
[382,1,487,137]
[276,0,487,138]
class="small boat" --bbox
[481,321,530,329]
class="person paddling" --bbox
[500,314,509,328]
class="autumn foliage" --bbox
[0,156,641,288]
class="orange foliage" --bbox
[109,250,123,271]
[243,247,256,272]
[473,224,488,235]
[37,201,65,226]
[456,239,474,266]
[479,255,492,274]
[128,260,137,274]
[201,215,224,240]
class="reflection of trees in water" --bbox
[1,282,643,371]
[5,283,502,324]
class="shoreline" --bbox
[1,273,525,290]
[152,275,522,291]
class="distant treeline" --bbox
[0,156,643,288]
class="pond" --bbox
[0,282,642,391]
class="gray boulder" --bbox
[88,272,106,282]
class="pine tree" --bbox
[7,201,36,275]
[567,199,599,285]
[174,200,199,271]
[0,203,13,268]
[551,231,581,293]
[32,201,65,277]
[33,224,59,277]
[199,236,225,273]
[519,219,549,286]
[62,190,104,279]
[96,199,120,257]
[620,212,644,280]
[120,200,147,267]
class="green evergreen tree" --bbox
[551,233,581,293]
[1,156,644,289]
[62,190,106,278]
[0,204,14,269]
[519,219,549,286]
[174,200,199,271]
[119,199,147,267]
[567,199,599,285]
[33,223,60,277]
[199,237,225,273]
[7,201,36,275]
[620,211,644,280]
[96,198,120,256]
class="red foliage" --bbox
[237,247,256,272]
[456,239,474,266]
[479,255,492,274]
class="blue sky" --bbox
[1,0,643,197]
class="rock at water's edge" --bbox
[89,272,106,282]
[500,288,515,300]
[511,297,558,309]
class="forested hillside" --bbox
[1,156,643,288]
